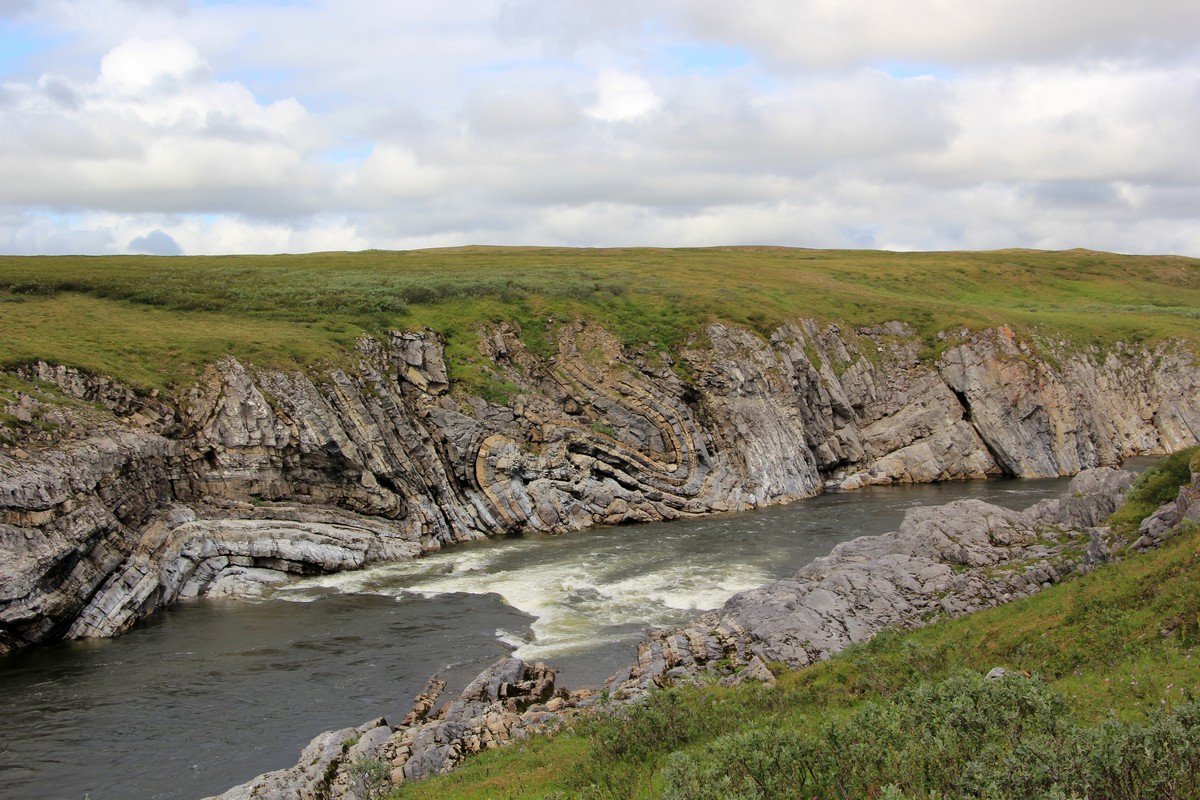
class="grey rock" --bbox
[207,658,561,800]
[604,468,1137,697]
[209,467,1200,798]
[1134,464,1200,548]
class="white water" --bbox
[279,475,1078,665]
[282,539,770,659]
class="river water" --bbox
[0,476,1080,800]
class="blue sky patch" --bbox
[656,43,752,75]
[0,20,66,77]
[321,141,373,164]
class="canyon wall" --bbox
[2,319,1198,653]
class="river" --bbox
[0,475,1082,800]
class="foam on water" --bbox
[279,473,1096,662]
[281,538,770,659]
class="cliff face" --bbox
[1,320,1197,653]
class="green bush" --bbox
[661,673,1200,800]
[962,700,1200,800]
[586,690,713,763]
[661,727,814,800]
[1109,446,1198,538]
[1129,447,1199,506]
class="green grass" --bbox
[392,515,1200,799]
[1,247,1198,393]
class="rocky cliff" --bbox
[2,319,1198,653]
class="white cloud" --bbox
[0,1,1196,255]
[936,63,1200,185]
[586,70,661,122]
[99,37,204,88]
[0,36,322,215]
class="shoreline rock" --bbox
[208,659,564,800]
[604,467,1137,699]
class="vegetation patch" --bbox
[1108,446,1199,538]
[661,674,1200,800]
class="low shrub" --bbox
[661,673,1200,800]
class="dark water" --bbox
[0,476,1081,800]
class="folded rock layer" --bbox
[2,320,1198,653]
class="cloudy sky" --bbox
[1,0,1198,255]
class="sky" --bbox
[0,0,1198,256]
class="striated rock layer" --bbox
[2,320,1199,653]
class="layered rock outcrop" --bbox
[2,320,1198,653]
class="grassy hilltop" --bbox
[1,246,1198,392]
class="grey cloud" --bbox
[199,110,288,143]
[463,85,582,138]
[39,77,81,110]
[674,1,1200,69]
[0,0,32,19]
[1131,186,1200,220]
[503,1,1200,68]
[128,229,182,255]
[1026,181,1124,209]
[0,2,1198,256]
[494,0,646,46]
[2,113,146,161]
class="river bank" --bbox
[0,476,1077,800]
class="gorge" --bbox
[1,248,1199,799]
[3,317,1198,656]
[1,476,1078,800]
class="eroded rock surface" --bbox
[2,321,1198,653]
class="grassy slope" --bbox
[395,463,1200,800]
[1,247,1198,392]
